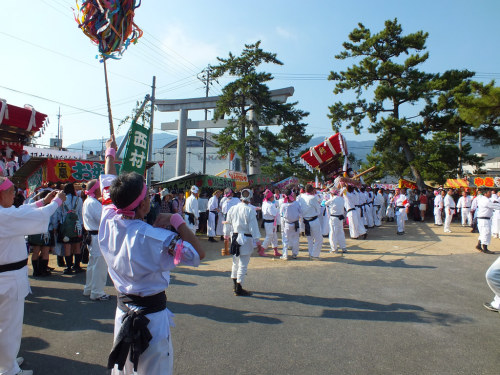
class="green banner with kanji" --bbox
[121,121,150,175]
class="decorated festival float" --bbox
[300,132,373,188]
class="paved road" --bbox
[21,220,500,374]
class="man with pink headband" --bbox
[0,176,66,375]
[98,138,205,375]
[82,179,109,301]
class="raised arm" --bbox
[104,136,117,176]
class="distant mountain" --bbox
[66,133,176,154]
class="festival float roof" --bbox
[444,178,469,189]
[0,100,48,153]
[300,133,348,178]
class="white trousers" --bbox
[321,209,329,237]
[328,216,346,251]
[207,212,218,237]
[355,209,367,236]
[111,308,174,375]
[262,222,278,249]
[365,205,374,227]
[461,208,472,226]
[492,211,500,236]
[434,207,443,225]
[373,205,382,226]
[444,209,454,232]
[396,208,406,233]
[231,254,251,284]
[478,218,493,246]
[0,293,24,375]
[282,222,300,258]
[486,256,500,309]
[83,255,108,299]
[347,210,360,239]
[305,218,323,257]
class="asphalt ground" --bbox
[20,218,500,374]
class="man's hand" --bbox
[43,190,58,205]
[154,213,173,228]
[106,136,117,151]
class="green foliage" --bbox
[118,99,154,129]
[328,18,486,188]
[212,41,311,178]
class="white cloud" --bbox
[276,26,296,40]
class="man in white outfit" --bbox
[298,184,323,259]
[82,179,110,301]
[325,188,347,253]
[224,189,262,296]
[207,190,222,243]
[184,186,199,233]
[393,188,410,235]
[373,189,385,227]
[443,189,456,233]
[344,185,367,239]
[434,189,444,226]
[456,190,473,227]
[220,188,243,256]
[0,177,66,375]
[259,189,281,257]
[279,189,301,260]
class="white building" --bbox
[150,132,240,182]
[463,155,500,176]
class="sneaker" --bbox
[16,357,24,366]
[483,302,499,312]
[90,294,111,301]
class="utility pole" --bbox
[57,107,61,150]
[197,65,214,174]
[458,125,463,178]
[147,76,156,186]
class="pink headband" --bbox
[85,180,100,198]
[283,194,295,203]
[0,179,13,191]
[116,183,147,217]
[263,189,273,202]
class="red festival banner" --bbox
[45,159,121,183]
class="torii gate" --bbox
[156,87,294,177]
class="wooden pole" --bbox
[352,166,376,180]
[103,58,114,138]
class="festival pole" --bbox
[103,58,114,138]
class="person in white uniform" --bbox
[99,138,205,375]
[443,189,456,233]
[298,184,323,259]
[491,191,500,238]
[184,186,200,233]
[434,189,445,226]
[259,189,281,257]
[220,188,242,256]
[224,189,261,296]
[475,189,500,254]
[0,177,65,375]
[207,190,222,243]
[373,189,385,227]
[82,179,110,301]
[393,187,410,235]
[279,189,301,260]
[456,190,473,227]
[325,188,347,253]
[344,185,366,239]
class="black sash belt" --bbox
[0,258,28,273]
[108,291,167,372]
[184,212,195,225]
[347,208,356,213]
[478,217,491,220]
[396,206,405,209]
[330,214,345,221]
[88,230,99,235]
[230,233,252,256]
[285,220,300,231]
[303,216,318,236]
[261,219,274,228]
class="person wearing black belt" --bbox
[457,190,473,227]
[259,189,281,257]
[98,138,205,374]
[279,189,301,260]
[82,179,109,301]
[0,176,66,375]
[298,184,323,259]
[207,190,222,243]
[224,189,262,296]
[325,188,347,253]
[393,187,410,235]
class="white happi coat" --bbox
[0,200,60,375]
[325,194,346,252]
[394,193,409,233]
[207,195,219,237]
[261,199,279,249]
[457,195,473,226]
[82,196,108,300]
[99,175,200,375]
[184,194,199,233]
[434,194,444,225]
[373,192,385,226]
[298,193,323,257]
[221,196,241,237]
[476,195,500,246]
[443,194,456,232]
[280,200,301,258]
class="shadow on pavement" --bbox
[167,301,282,325]
[25,285,115,333]
[21,337,108,375]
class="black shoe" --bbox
[481,245,495,254]
[73,266,86,273]
[63,268,74,275]
[220,236,224,241]
[234,283,252,296]
[483,302,499,312]
[208,237,217,243]
[362,233,367,240]
[476,241,483,251]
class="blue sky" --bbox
[1,0,499,151]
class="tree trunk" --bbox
[241,122,247,174]
[400,141,425,190]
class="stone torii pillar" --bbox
[156,87,294,177]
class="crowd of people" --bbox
[1,139,500,374]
